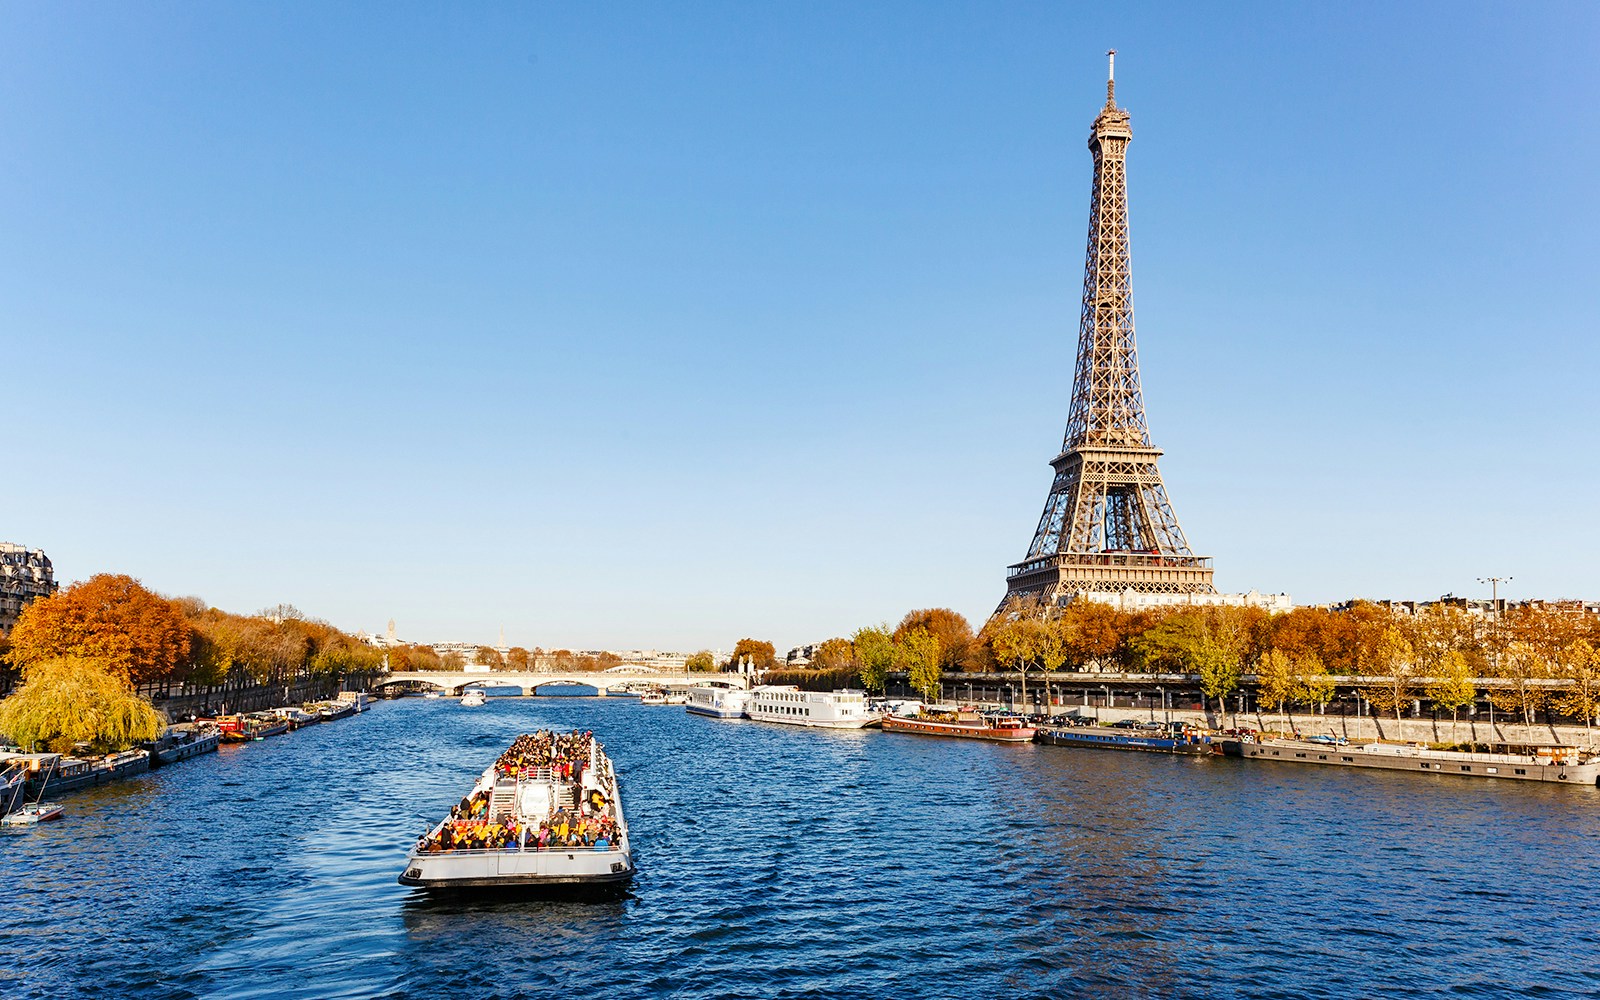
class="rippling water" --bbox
[5,698,1599,999]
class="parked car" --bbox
[1109,719,1141,729]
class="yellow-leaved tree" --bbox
[0,656,165,753]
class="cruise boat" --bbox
[1221,737,1600,784]
[460,690,488,707]
[746,687,879,730]
[685,685,752,719]
[882,710,1036,743]
[1037,724,1213,755]
[399,730,634,892]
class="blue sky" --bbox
[4,2,1598,651]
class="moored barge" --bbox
[1221,738,1600,785]
[399,730,634,892]
[1036,725,1213,755]
[882,712,1036,743]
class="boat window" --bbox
[1514,768,1526,775]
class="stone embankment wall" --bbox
[151,677,348,719]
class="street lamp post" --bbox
[1478,576,1512,739]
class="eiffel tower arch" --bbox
[1002,53,1216,610]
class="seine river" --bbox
[5,696,1599,999]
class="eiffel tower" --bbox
[1002,52,1215,609]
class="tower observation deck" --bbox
[1002,53,1216,608]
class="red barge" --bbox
[881,711,1037,743]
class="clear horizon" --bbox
[6,2,1598,651]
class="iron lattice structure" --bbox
[1003,55,1215,607]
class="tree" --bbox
[1196,637,1240,719]
[9,574,192,685]
[1491,641,1549,730]
[1425,649,1476,729]
[1037,618,1070,710]
[894,609,974,673]
[439,651,466,671]
[505,647,532,671]
[732,638,777,670]
[1060,600,1131,671]
[0,656,165,753]
[475,646,504,670]
[991,617,1044,712]
[1361,626,1416,720]
[1556,639,1599,736]
[1292,652,1336,714]
[1256,648,1297,719]
[895,627,942,703]
[852,626,894,695]
[685,650,717,673]
[810,638,853,672]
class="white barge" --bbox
[399,730,634,891]
[1222,737,1600,785]
[746,686,879,729]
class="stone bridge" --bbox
[376,670,748,696]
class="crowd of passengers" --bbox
[495,729,595,781]
[415,731,619,853]
[418,807,620,853]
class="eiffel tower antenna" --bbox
[1001,55,1216,609]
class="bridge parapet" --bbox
[377,671,750,695]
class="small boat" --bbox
[424,691,443,700]
[882,710,1037,743]
[2,801,64,825]
[460,690,488,707]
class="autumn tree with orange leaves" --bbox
[9,574,191,685]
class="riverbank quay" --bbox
[1,692,374,813]
[881,670,1600,748]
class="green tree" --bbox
[1256,648,1296,718]
[1425,649,1476,729]
[1037,618,1070,711]
[992,617,1044,712]
[1196,637,1240,719]
[853,626,894,694]
[685,650,717,672]
[1292,651,1336,714]
[895,627,942,703]
[0,656,165,753]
